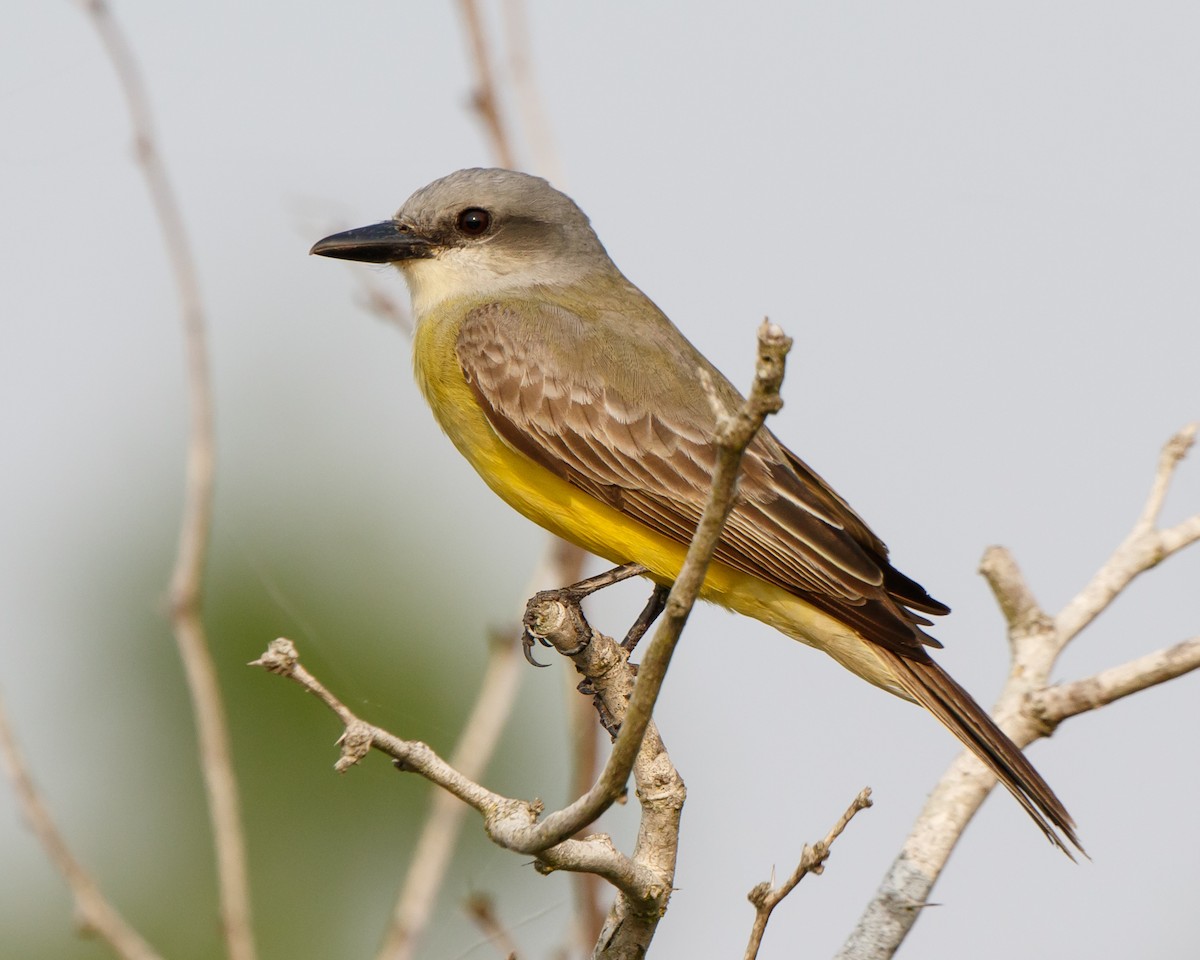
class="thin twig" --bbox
[376,541,585,960]
[0,693,164,960]
[1034,636,1200,724]
[463,6,592,945]
[979,547,1052,638]
[744,788,873,960]
[79,4,255,960]
[457,0,517,169]
[1161,513,1200,554]
[1055,422,1200,650]
[1135,421,1196,531]
[252,639,504,805]
[376,633,521,960]
[252,637,663,901]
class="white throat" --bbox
[398,247,592,318]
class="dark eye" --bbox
[456,207,491,236]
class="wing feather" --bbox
[455,299,1086,854]
[456,300,946,659]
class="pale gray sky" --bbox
[2,3,1198,958]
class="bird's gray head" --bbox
[311,168,614,314]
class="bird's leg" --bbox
[561,561,649,598]
[620,583,670,655]
[521,562,648,666]
[585,583,668,737]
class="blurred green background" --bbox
[1,395,583,958]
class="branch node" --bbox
[248,637,298,676]
[979,545,1050,634]
[524,593,592,656]
[743,787,871,959]
[335,720,373,772]
[746,881,772,908]
[1023,690,1063,738]
[1163,421,1197,467]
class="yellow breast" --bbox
[412,297,688,576]
[409,299,903,695]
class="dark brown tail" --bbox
[882,651,1084,857]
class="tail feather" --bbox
[881,651,1084,857]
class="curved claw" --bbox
[521,630,550,667]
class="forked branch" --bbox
[744,787,873,960]
[838,422,1200,960]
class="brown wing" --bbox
[457,299,1082,854]
[456,300,946,659]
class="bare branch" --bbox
[978,546,1050,636]
[376,632,521,960]
[524,587,683,953]
[1162,512,1200,555]
[1135,422,1196,531]
[376,541,585,960]
[78,4,254,959]
[979,545,1057,673]
[1034,636,1200,724]
[516,321,791,957]
[252,639,512,812]
[0,693,164,960]
[1056,422,1199,649]
[744,788,873,960]
[838,423,1200,960]
[252,638,664,904]
[456,0,517,169]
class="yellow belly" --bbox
[412,307,905,697]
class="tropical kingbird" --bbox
[312,168,1079,853]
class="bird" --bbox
[311,167,1080,854]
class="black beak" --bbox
[310,221,435,263]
